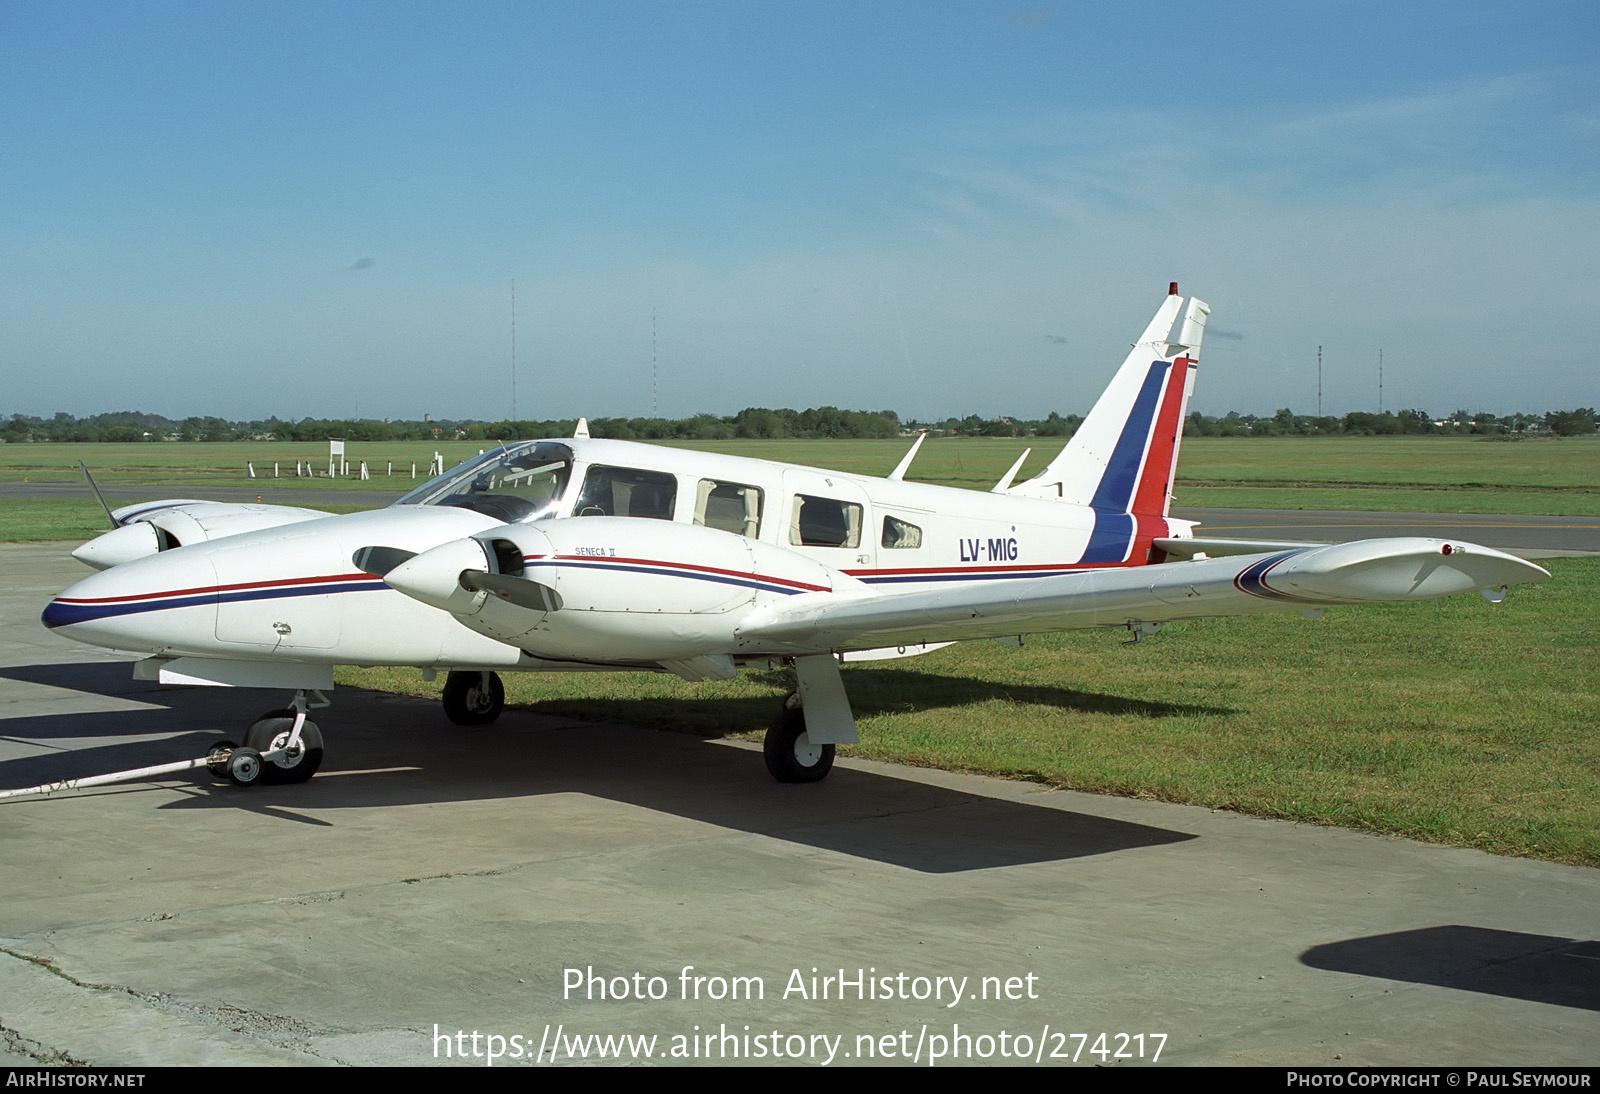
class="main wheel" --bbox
[763,698,835,783]
[442,671,505,726]
[244,714,325,785]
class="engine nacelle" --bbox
[385,517,848,664]
[73,502,330,570]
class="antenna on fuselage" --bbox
[887,431,927,480]
[991,448,1032,493]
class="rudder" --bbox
[1009,284,1207,519]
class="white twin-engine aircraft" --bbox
[42,286,1547,789]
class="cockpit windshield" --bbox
[392,442,574,524]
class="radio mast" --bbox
[510,279,517,421]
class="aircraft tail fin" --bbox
[1008,284,1207,519]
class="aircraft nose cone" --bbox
[41,550,217,654]
[383,537,493,615]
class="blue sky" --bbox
[4,1,1596,423]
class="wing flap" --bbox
[1154,536,1331,559]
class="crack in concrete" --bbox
[1,945,341,1062]
[0,1021,88,1067]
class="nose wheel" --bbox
[203,692,327,789]
[442,671,505,726]
[243,710,325,784]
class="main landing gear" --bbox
[441,670,505,726]
[763,691,835,784]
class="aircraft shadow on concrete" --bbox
[1302,926,1600,1012]
[0,666,1196,874]
[0,661,1238,736]
[510,666,1237,738]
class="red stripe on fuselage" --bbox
[537,553,832,594]
[52,572,378,607]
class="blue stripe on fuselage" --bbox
[41,579,390,629]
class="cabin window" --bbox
[574,465,678,520]
[789,494,862,548]
[881,515,922,549]
[695,479,764,537]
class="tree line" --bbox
[2,405,1595,444]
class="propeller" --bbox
[79,461,119,528]
[376,537,562,615]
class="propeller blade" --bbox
[79,461,119,528]
[459,570,563,612]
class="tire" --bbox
[442,671,505,726]
[244,714,325,785]
[206,740,238,781]
[226,747,264,787]
[763,700,835,784]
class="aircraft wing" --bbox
[734,538,1547,655]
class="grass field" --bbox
[4,434,1598,520]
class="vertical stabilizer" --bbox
[1008,287,1207,541]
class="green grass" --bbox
[7,450,1593,543]
[1176,435,1600,490]
[338,556,1600,866]
[6,434,1598,511]
[0,443,454,491]
[1172,435,1600,516]
[0,500,121,542]
[0,498,369,541]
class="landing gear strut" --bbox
[442,671,505,726]
[763,692,835,784]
